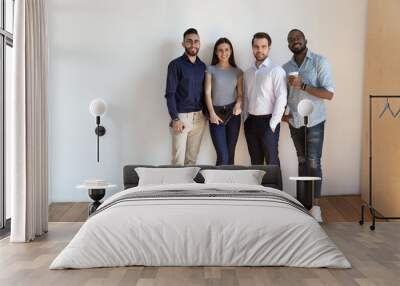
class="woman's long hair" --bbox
[211,37,237,68]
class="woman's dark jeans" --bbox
[209,114,241,165]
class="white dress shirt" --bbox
[244,58,287,130]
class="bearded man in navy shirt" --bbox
[165,28,207,165]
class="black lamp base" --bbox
[296,181,314,210]
[95,126,106,136]
[88,188,105,215]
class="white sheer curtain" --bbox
[9,0,48,242]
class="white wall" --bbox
[47,0,368,202]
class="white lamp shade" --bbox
[89,98,107,117]
[297,99,314,117]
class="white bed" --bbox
[50,183,351,269]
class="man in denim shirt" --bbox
[282,29,335,222]
[165,28,207,165]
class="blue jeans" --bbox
[289,121,325,198]
[244,114,280,165]
[209,114,241,165]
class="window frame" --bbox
[0,0,14,232]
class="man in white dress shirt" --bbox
[243,32,287,165]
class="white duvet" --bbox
[50,183,351,269]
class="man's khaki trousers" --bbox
[170,111,206,165]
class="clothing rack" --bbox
[359,95,400,230]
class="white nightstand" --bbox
[76,182,117,215]
[289,176,321,210]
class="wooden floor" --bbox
[48,195,373,223]
[2,196,396,286]
[1,221,399,286]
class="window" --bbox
[5,0,13,33]
[0,0,14,233]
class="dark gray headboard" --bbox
[123,165,282,190]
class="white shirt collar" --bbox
[253,57,271,70]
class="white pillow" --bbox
[135,167,200,186]
[200,169,266,185]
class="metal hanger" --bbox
[393,107,400,118]
[379,98,398,118]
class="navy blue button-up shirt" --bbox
[165,54,206,120]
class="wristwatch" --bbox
[301,82,307,91]
[169,118,180,128]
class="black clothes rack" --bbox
[360,95,400,230]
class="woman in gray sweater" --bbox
[204,38,243,165]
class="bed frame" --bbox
[123,165,282,190]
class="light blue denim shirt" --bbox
[283,50,335,128]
